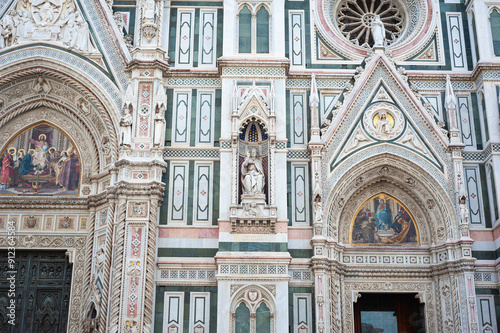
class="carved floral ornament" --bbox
[336,0,405,48]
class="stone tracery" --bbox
[337,0,404,47]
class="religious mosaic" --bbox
[0,123,80,195]
[351,193,419,245]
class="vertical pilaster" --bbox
[109,1,169,326]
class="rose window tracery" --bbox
[337,0,405,47]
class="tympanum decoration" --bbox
[351,193,419,245]
[0,123,80,195]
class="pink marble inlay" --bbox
[131,227,142,257]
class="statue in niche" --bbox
[120,108,133,146]
[371,14,385,47]
[241,148,265,195]
[459,194,469,224]
[153,109,165,147]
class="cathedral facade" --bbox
[0,0,499,332]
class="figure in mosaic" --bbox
[352,194,418,245]
[0,123,80,195]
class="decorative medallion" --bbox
[363,102,405,141]
[351,193,419,245]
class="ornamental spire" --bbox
[310,74,321,141]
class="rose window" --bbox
[337,0,405,47]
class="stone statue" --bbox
[95,246,105,273]
[32,76,51,93]
[313,201,323,223]
[375,110,392,134]
[0,10,17,49]
[459,195,469,224]
[61,8,77,46]
[70,13,96,53]
[371,15,385,47]
[0,2,99,55]
[153,109,166,147]
[120,109,133,146]
[241,148,265,195]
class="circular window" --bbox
[336,0,405,48]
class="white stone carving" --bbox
[120,109,133,146]
[95,245,105,274]
[363,102,404,141]
[344,127,369,153]
[32,76,51,93]
[243,202,263,217]
[337,0,403,47]
[241,148,265,195]
[400,128,426,154]
[0,1,99,55]
[153,109,166,147]
[371,15,385,47]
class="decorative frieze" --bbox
[341,253,432,265]
[219,264,287,275]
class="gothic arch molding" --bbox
[230,284,277,333]
[0,48,124,112]
[325,153,457,245]
[0,107,99,192]
[0,67,119,172]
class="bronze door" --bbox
[0,251,72,333]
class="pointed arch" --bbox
[325,153,457,246]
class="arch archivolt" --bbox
[0,107,98,189]
[325,154,456,245]
[0,69,119,175]
[338,180,433,245]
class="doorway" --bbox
[0,251,72,333]
[354,293,425,333]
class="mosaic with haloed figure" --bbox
[0,123,80,195]
[351,193,419,245]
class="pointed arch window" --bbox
[256,7,270,53]
[238,4,271,54]
[235,302,250,333]
[490,8,500,56]
[256,302,271,333]
[239,6,252,53]
[234,301,272,333]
